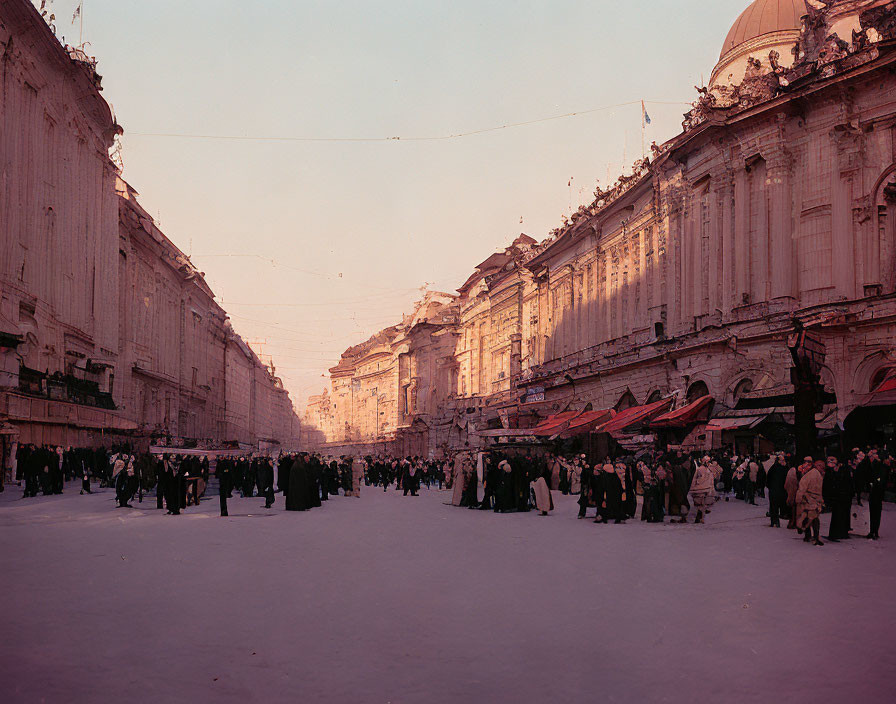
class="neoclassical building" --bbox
[0,0,301,461]
[310,0,896,456]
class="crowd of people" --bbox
[443,445,893,544]
[3,441,892,543]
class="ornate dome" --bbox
[720,0,807,59]
[711,0,806,87]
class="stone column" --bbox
[719,173,735,314]
[767,150,794,302]
[734,168,750,304]
[752,158,770,303]
[883,182,896,294]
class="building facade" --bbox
[0,0,301,460]
[308,0,896,456]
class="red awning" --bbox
[863,368,896,407]
[598,398,674,436]
[529,411,581,436]
[557,409,614,438]
[649,395,714,429]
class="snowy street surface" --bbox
[1,484,894,704]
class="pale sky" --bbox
[42,0,751,410]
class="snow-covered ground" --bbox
[1,482,894,704]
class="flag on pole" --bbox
[642,100,651,125]
[72,4,82,23]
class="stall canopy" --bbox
[557,409,614,438]
[598,397,673,436]
[649,395,714,429]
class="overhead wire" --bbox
[126,99,693,144]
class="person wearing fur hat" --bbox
[688,457,715,524]
[796,459,826,545]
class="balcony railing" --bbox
[18,367,117,410]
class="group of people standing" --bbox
[442,444,892,545]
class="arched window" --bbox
[686,380,710,402]
[616,390,637,410]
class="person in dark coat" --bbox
[824,457,853,541]
[866,450,889,540]
[317,455,329,502]
[261,456,275,508]
[162,455,180,515]
[156,456,166,509]
[80,453,93,495]
[277,454,292,496]
[603,462,626,524]
[668,457,691,523]
[578,460,595,519]
[286,454,309,511]
[514,457,530,512]
[766,454,788,528]
[241,457,255,498]
[460,457,478,508]
[479,455,498,510]
[216,456,231,517]
[307,456,322,508]
[591,463,608,523]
